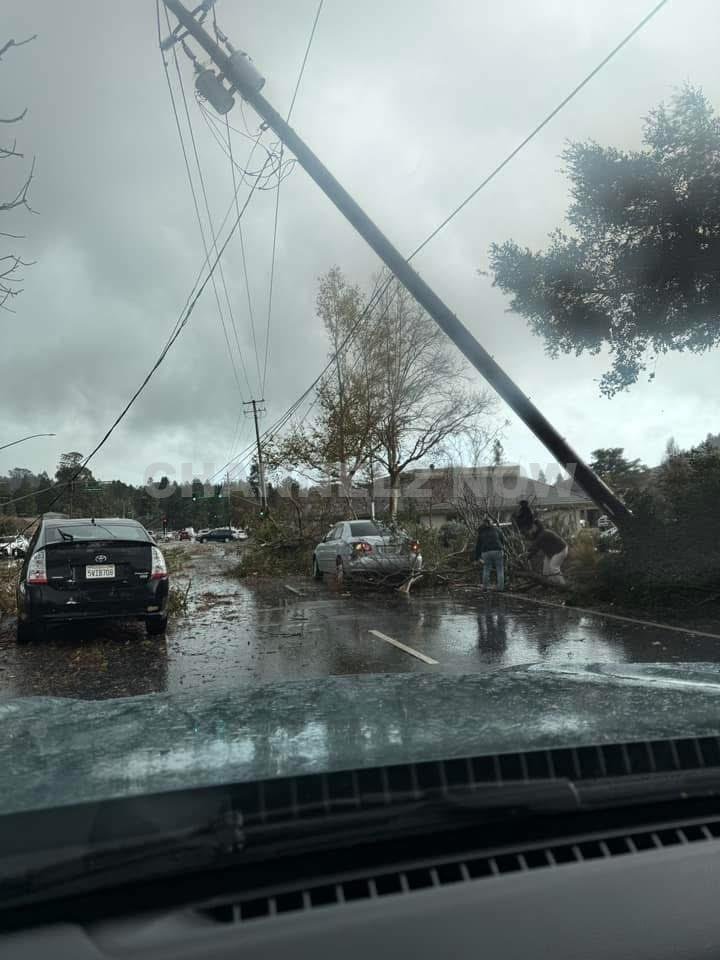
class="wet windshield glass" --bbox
[1,0,719,834]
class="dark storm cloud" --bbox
[1,0,719,484]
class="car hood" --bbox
[3,662,720,816]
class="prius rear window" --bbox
[349,521,389,537]
[45,524,149,543]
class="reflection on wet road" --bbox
[1,544,718,700]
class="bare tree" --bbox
[268,270,380,503]
[272,272,498,518]
[0,35,37,313]
[367,279,496,517]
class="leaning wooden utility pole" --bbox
[162,0,632,527]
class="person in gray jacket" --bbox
[474,518,505,592]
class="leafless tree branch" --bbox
[0,36,37,60]
[0,156,36,213]
[0,139,23,159]
[0,108,27,124]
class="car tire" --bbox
[224,537,230,543]
[312,556,323,580]
[199,538,206,544]
[16,619,44,643]
[146,616,168,637]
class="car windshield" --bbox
[2,0,720,878]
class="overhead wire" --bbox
[409,0,670,259]
[10,156,274,525]
[197,99,297,189]
[225,113,263,395]
[261,0,325,398]
[160,1,253,399]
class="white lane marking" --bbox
[368,629,438,665]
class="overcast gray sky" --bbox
[1,0,718,485]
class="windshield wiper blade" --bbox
[5,768,720,912]
[0,810,245,911]
[0,781,577,911]
[55,528,74,541]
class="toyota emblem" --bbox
[95,555,108,563]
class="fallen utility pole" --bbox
[162,0,631,527]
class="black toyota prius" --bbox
[15,516,169,642]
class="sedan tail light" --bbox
[352,541,373,554]
[150,545,168,580]
[27,549,48,585]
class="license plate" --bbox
[86,564,115,579]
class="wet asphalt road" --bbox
[1,541,719,700]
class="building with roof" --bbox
[372,465,599,530]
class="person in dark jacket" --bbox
[513,499,534,536]
[527,521,568,585]
[474,518,505,591]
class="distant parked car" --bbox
[197,527,238,544]
[15,516,169,642]
[1,534,29,559]
[597,515,613,531]
[312,519,422,581]
[178,530,192,541]
[236,529,249,541]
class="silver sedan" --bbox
[312,520,422,581]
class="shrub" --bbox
[0,564,17,618]
[167,581,191,616]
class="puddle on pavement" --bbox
[2,543,720,701]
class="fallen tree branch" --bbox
[513,569,572,591]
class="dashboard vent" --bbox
[229,734,720,827]
[203,815,720,925]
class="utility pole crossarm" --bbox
[163,0,631,526]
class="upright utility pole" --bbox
[224,470,232,525]
[161,0,632,526]
[243,399,267,512]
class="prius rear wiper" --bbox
[56,528,74,541]
[4,768,720,912]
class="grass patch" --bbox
[0,564,17,618]
[234,539,315,578]
[164,546,190,576]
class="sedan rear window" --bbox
[45,523,149,543]
[349,521,390,537]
